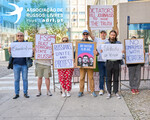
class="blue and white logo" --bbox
[4,3,23,24]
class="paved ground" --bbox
[0,61,150,120]
[122,89,150,120]
[0,89,133,120]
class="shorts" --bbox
[35,63,52,78]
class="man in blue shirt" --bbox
[9,32,30,99]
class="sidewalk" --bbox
[0,89,133,120]
[0,62,133,120]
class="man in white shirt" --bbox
[89,30,108,95]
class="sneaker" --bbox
[135,89,139,94]
[131,89,136,95]
[106,93,111,99]
[115,93,121,99]
[91,92,97,97]
[78,92,83,97]
[99,90,104,95]
[13,94,19,99]
[62,92,66,98]
[36,92,41,97]
[47,91,52,96]
[66,92,71,97]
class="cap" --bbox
[82,30,89,34]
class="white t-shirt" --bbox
[94,37,108,62]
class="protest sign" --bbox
[100,44,123,60]
[125,38,145,64]
[75,41,96,69]
[53,43,74,69]
[11,42,33,58]
[35,34,56,59]
[88,5,115,30]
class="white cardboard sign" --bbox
[11,42,33,58]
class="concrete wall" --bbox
[118,1,150,43]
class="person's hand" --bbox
[148,53,150,56]
[32,48,35,52]
[8,47,11,54]
[100,49,103,53]
[74,63,77,68]
[122,50,125,53]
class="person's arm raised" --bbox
[88,27,95,41]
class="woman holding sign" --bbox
[127,36,143,95]
[57,37,74,98]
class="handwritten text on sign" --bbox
[125,39,144,64]
[53,43,74,69]
[101,44,123,60]
[89,5,114,29]
[11,42,33,58]
[35,34,55,59]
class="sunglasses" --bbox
[63,40,68,42]
[17,35,24,37]
[83,33,88,35]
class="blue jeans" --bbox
[13,64,28,95]
[98,62,107,90]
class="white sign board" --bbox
[35,34,56,59]
[101,44,123,60]
[125,38,145,64]
[53,43,74,69]
[89,5,114,29]
[11,42,33,58]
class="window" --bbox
[129,23,150,52]
[72,12,77,14]
[79,12,85,15]
[79,19,85,22]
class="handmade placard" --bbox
[53,42,74,69]
[75,41,96,69]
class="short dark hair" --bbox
[131,36,136,39]
[100,30,106,34]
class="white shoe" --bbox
[115,93,121,99]
[62,92,66,98]
[106,93,111,99]
[66,92,71,97]
[47,91,52,96]
[99,90,104,95]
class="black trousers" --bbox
[106,61,120,94]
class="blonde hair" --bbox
[62,37,69,42]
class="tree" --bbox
[18,0,67,44]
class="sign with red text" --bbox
[35,34,56,59]
[89,5,114,29]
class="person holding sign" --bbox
[89,30,108,95]
[35,59,52,97]
[102,30,122,99]
[127,36,143,94]
[78,30,98,97]
[8,32,31,99]
[57,37,74,97]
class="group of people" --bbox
[8,29,142,99]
